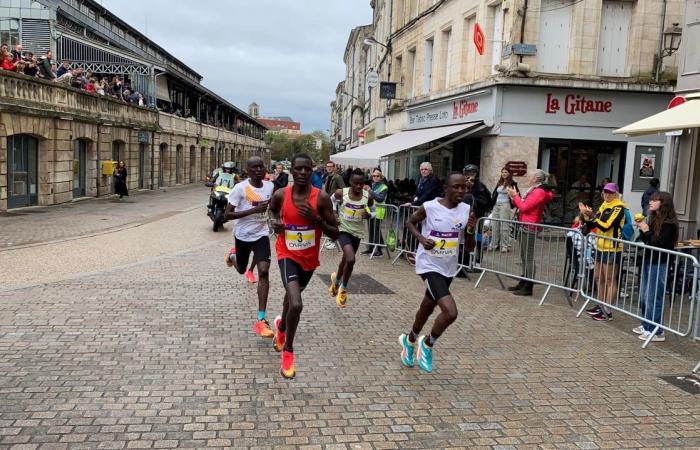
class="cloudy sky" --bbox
[100,0,373,133]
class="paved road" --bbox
[1,191,699,449]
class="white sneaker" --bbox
[639,330,665,342]
[631,325,644,335]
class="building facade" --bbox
[0,0,268,212]
[256,117,302,136]
[332,0,684,225]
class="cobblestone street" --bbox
[1,190,699,449]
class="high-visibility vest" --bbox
[367,183,388,219]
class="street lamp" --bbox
[363,36,389,50]
[654,23,683,82]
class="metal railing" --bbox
[471,217,583,306]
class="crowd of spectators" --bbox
[1,43,147,106]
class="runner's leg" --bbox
[339,242,356,286]
[429,295,458,339]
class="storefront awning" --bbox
[613,95,700,136]
[332,122,484,167]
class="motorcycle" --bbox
[207,184,232,232]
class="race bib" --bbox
[341,203,364,222]
[428,231,459,257]
[285,225,316,250]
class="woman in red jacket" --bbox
[505,169,554,296]
[0,49,18,71]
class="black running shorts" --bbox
[278,258,314,291]
[337,232,361,253]
[235,236,271,269]
[420,272,454,302]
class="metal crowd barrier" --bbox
[471,217,583,306]
[577,233,699,348]
[392,205,420,265]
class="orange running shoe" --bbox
[224,247,236,268]
[252,319,274,338]
[280,351,295,379]
[245,270,257,283]
[273,315,285,352]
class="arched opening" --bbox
[189,145,196,183]
[209,147,216,173]
[7,134,39,208]
[176,144,183,184]
[159,143,168,187]
[73,139,88,198]
[200,147,206,180]
[138,143,147,189]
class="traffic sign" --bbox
[366,71,379,88]
[474,23,485,55]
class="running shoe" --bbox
[273,315,285,352]
[399,334,415,368]
[591,311,613,321]
[253,319,274,338]
[415,336,433,373]
[224,246,236,268]
[280,351,295,379]
[245,270,257,283]
[632,325,645,335]
[586,305,602,315]
[639,331,665,342]
[336,287,348,308]
[329,272,338,297]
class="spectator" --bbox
[310,164,324,189]
[641,178,660,216]
[490,167,519,252]
[271,162,289,192]
[342,166,353,186]
[633,191,678,342]
[85,78,96,93]
[113,161,129,200]
[10,43,22,63]
[363,168,388,257]
[56,61,70,78]
[323,161,344,195]
[0,48,18,71]
[579,182,628,320]
[506,169,554,296]
[406,162,440,207]
[23,53,38,77]
[38,50,55,80]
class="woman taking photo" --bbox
[633,191,678,341]
[579,183,628,321]
[490,167,518,252]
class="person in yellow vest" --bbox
[362,168,389,257]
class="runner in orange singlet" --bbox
[269,153,339,379]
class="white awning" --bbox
[332,122,484,167]
[613,95,700,136]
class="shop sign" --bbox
[473,23,485,55]
[407,89,494,129]
[505,161,527,177]
[545,93,613,115]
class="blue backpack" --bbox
[621,207,635,241]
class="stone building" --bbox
[0,0,268,211]
[331,0,684,225]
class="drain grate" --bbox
[659,374,700,394]
[316,273,395,295]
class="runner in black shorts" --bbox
[329,169,373,308]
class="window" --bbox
[462,15,476,83]
[597,0,632,76]
[537,0,572,73]
[0,19,20,48]
[438,28,453,90]
[411,0,421,19]
[407,48,417,98]
[394,55,404,98]
[395,0,406,28]
[423,38,434,94]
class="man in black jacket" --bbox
[404,162,440,207]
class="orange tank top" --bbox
[275,186,322,270]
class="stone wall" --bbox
[0,72,268,211]
[480,136,539,189]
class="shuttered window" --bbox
[597,1,632,76]
[536,0,572,74]
[20,19,51,56]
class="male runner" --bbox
[269,153,339,379]
[329,168,374,307]
[398,172,470,373]
[224,156,275,337]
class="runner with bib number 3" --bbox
[269,153,339,379]
[398,172,470,373]
[329,168,374,308]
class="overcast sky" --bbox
[100,0,372,133]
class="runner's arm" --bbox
[407,206,435,250]
[269,188,285,234]
[224,201,268,221]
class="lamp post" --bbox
[654,23,683,83]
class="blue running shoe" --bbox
[399,334,415,367]
[416,336,433,373]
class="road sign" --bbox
[366,71,379,88]
[474,23,485,55]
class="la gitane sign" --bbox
[408,94,489,129]
[545,93,613,115]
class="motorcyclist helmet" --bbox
[463,164,479,177]
[222,161,235,174]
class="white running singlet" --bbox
[415,199,470,278]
